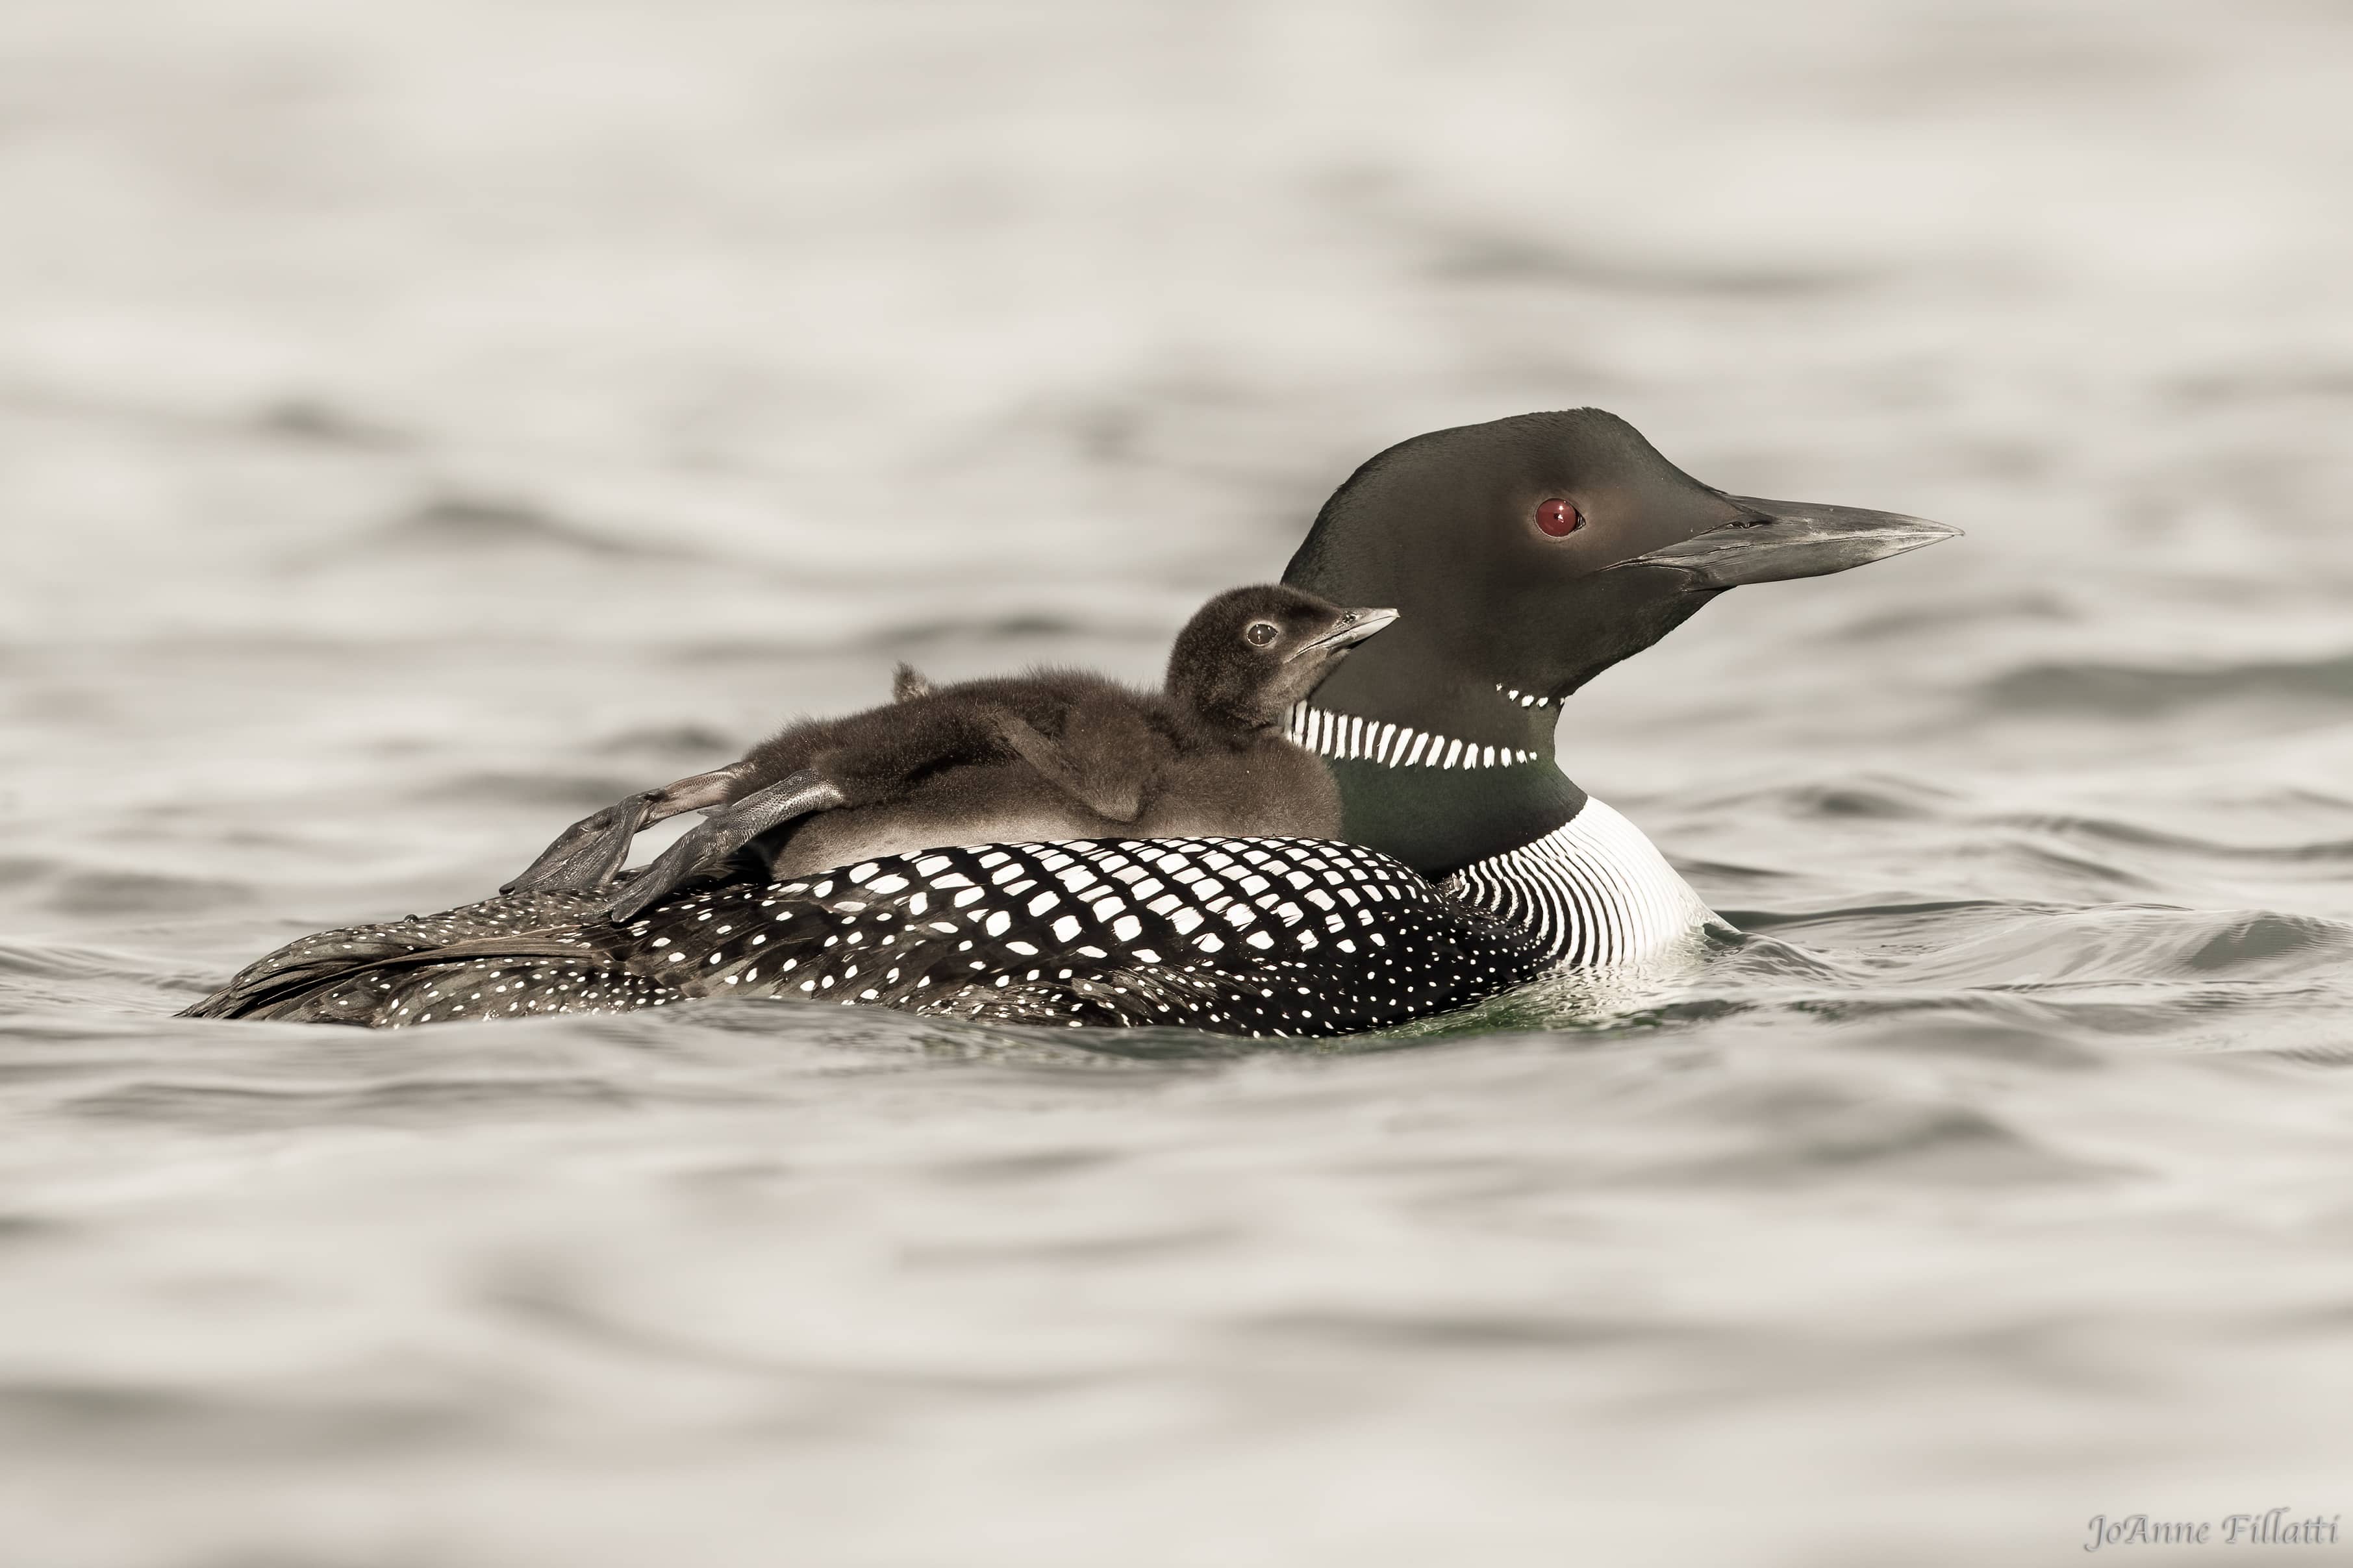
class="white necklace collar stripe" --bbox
[1286,702,1542,769]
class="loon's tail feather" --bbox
[233,933,648,1025]
[176,890,612,1021]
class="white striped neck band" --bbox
[1283,701,1544,770]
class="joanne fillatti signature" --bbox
[2086,1510,2342,1551]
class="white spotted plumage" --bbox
[237,801,1713,1037]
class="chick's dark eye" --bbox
[1537,498,1583,536]
[1245,621,1279,647]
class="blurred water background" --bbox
[5,1,2353,1563]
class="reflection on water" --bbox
[5,0,2353,1563]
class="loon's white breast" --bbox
[1282,699,1715,968]
[1446,797,1716,969]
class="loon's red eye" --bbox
[1537,498,1583,536]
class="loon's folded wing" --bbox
[639,837,1546,1037]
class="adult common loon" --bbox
[181,409,1955,1033]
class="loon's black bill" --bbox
[1613,497,1959,589]
[1294,606,1401,659]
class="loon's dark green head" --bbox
[1281,408,1957,875]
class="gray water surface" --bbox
[6,1,2353,1563]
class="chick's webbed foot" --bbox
[501,768,738,895]
[605,769,848,923]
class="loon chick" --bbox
[520,586,1396,921]
[504,656,950,898]
[182,408,1955,1035]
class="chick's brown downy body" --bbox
[731,673,1324,881]
[508,585,1396,919]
